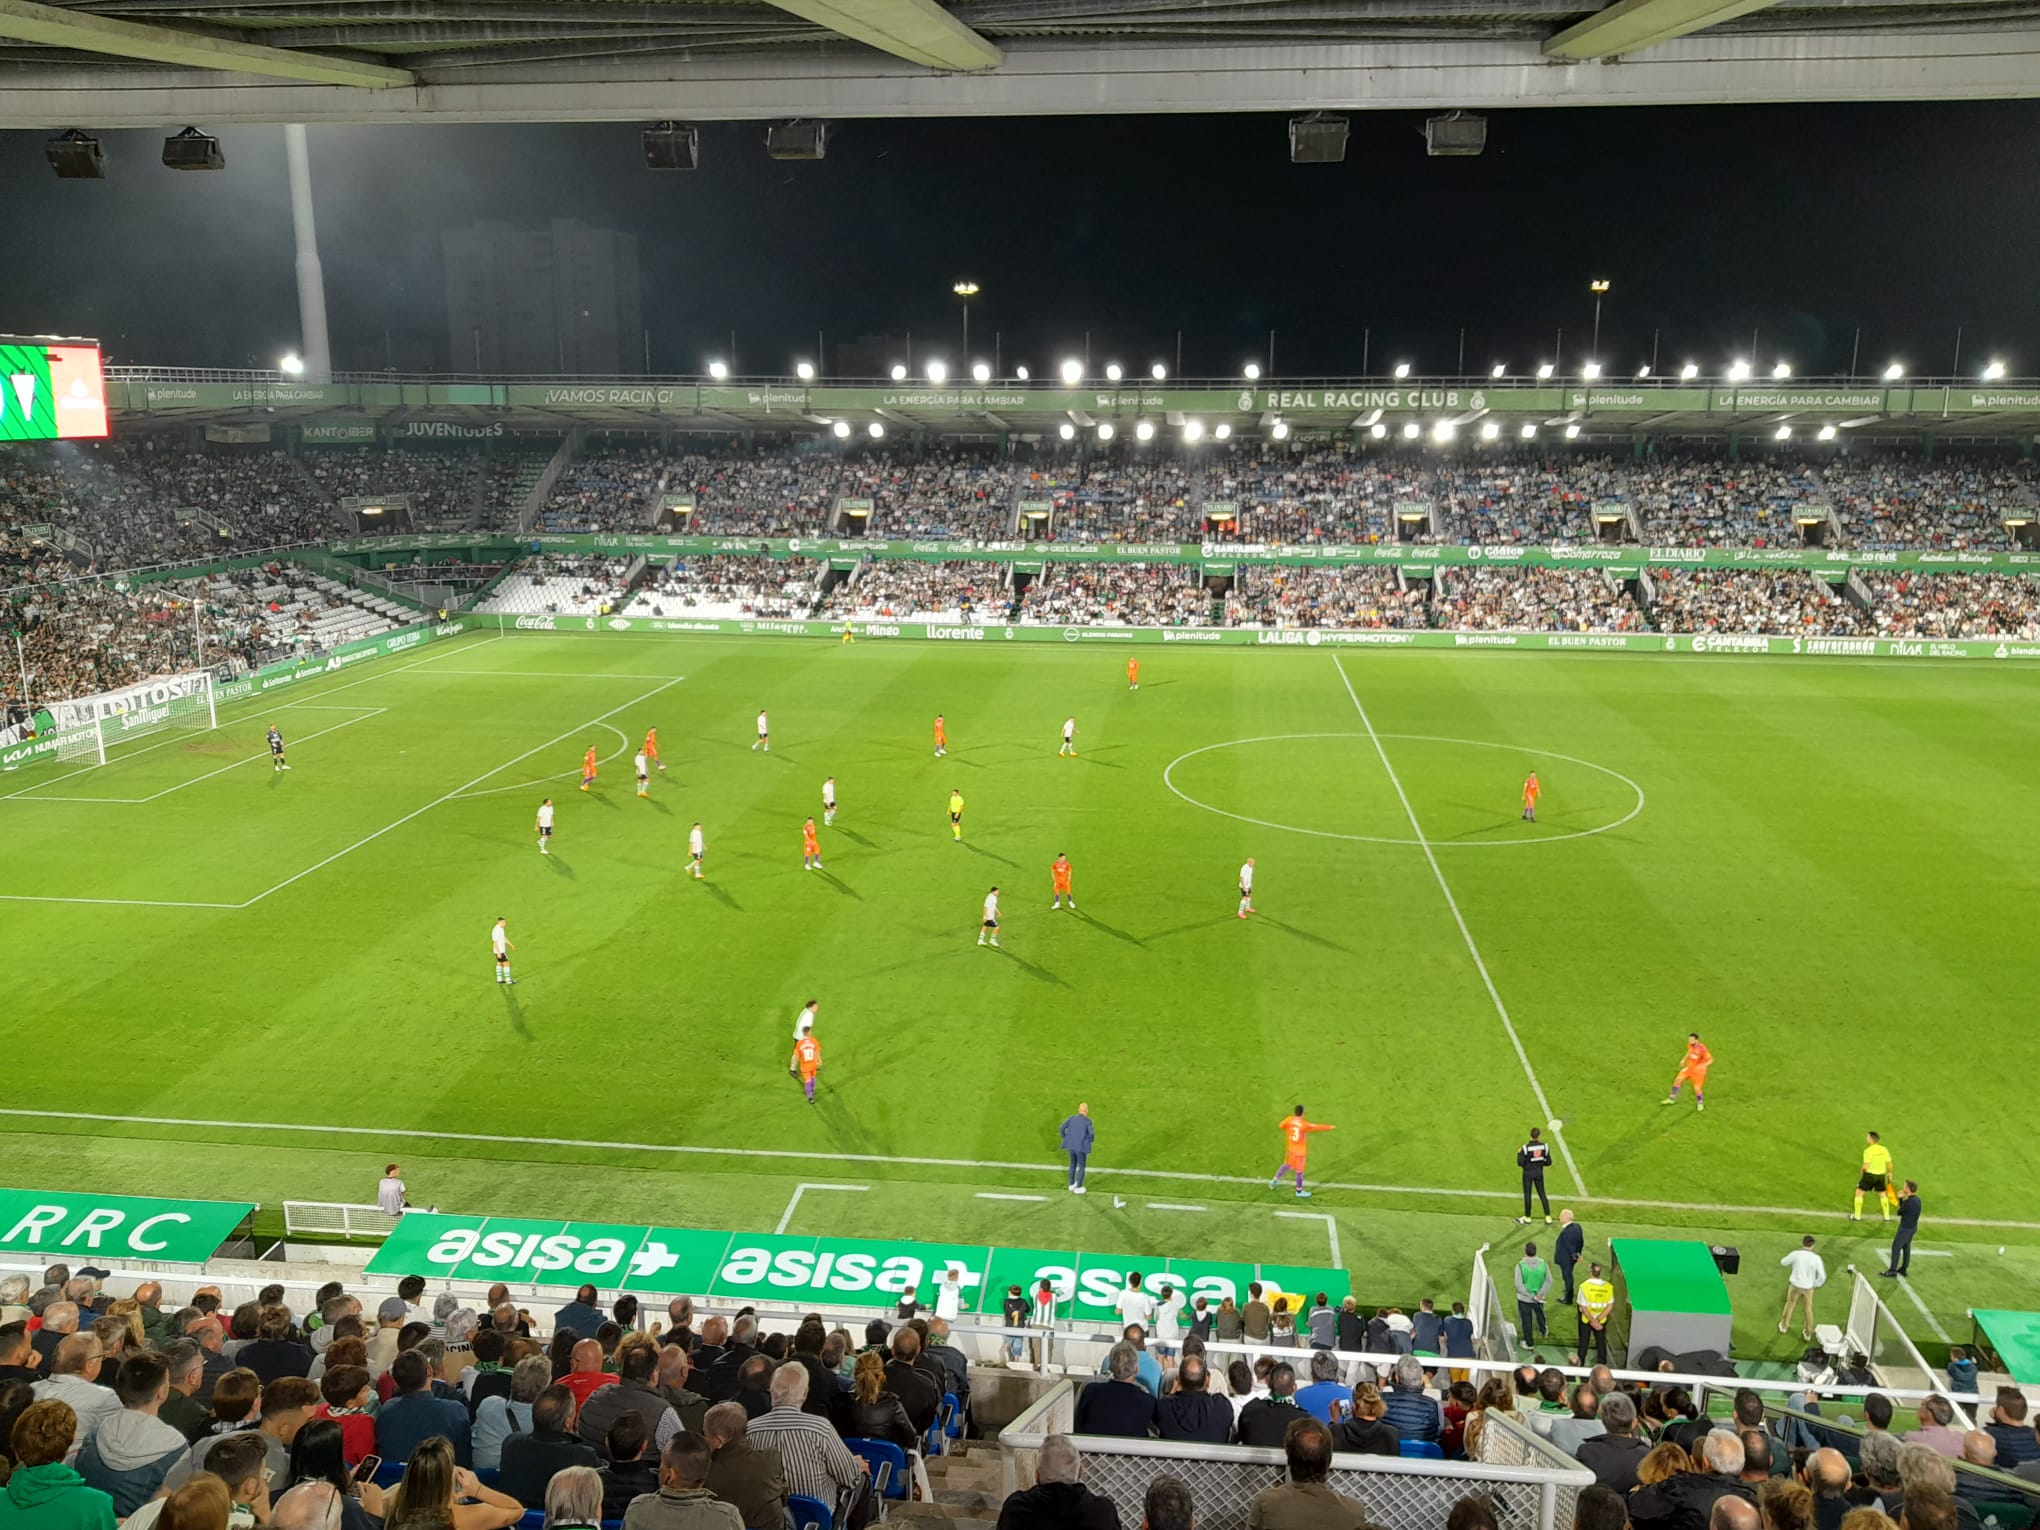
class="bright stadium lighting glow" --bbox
[1637,366,1651,379]
[925,360,948,384]
[1728,359,1751,381]
[1060,359,1083,385]
[1480,420,1501,441]
[278,353,304,376]
[1983,359,2008,380]
[1134,420,1155,441]
[1432,420,1456,442]
[1151,363,1167,381]
[1368,422,1387,439]
[1393,363,1411,379]
[867,422,885,438]
[1096,422,1115,441]
[972,362,991,382]
[1583,362,1602,380]
[1243,362,1261,380]
[1271,420,1290,440]
[830,420,850,438]
[1883,362,1904,381]
[707,360,729,380]
[1536,363,1555,380]
[1058,422,1076,440]
[1491,364,1506,379]
[796,361,815,380]
[1520,423,1538,439]
[889,363,907,381]
[1401,422,1421,439]
[1564,423,1581,439]
[1015,366,1030,381]
[1182,419,1204,442]
[1775,425,1792,439]
[1818,424,1837,441]
[1105,363,1123,382]
[1213,423,1231,440]
[1772,362,1791,379]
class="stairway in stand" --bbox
[893,1440,1003,1527]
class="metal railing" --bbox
[999,1387,1591,1530]
[1844,1268,1975,1427]
[280,1201,405,1242]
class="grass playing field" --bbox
[6,629,2040,1357]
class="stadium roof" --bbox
[0,0,2036,127]
[103,367,2040,439]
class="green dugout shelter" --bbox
[1610,1239,1734,1363]
[1972,1312,2040,1385]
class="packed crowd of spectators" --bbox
[1825,461,2031,551]
[301,449,485,530]
[818,559,1013,622]
[1632,458,1824,548]
[1435,566,1650,633]
[1647,569,1871,636]
[854,450,1020,539]
[627,555,821,620]
[1859,571,2040,639]
[1021,563,1214,626]
[1021,458,1198,544]
[1225,565,1430,629]
[537,448,675,533]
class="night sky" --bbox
[1,101,2037,378]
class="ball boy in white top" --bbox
[1058,717,1078,757]
[1237,858,1255,919]
[977,886,1001,947]
[822,776,837,826]
[491,917,516,984]
[688,822,705,879]
[794,1000,819,1039]
[634,752,650,797]
[535,798,554,854]
[752,710,770,752]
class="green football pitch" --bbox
[6,630,2040,1356]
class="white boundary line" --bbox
[1275,1209,1343,1269]
[1148,1203,1208,1213]
[407,671,686,681]
[13,1105,2037,1230]
[775,1182,868,1235]
[978,1192,1049,1203]
[1896,1275,1954,1343]
[1333,656,1589,1197]
[18,708,387,805]
[1164,732,1646,849]
[450,721,632,800]
[238,676,685,909]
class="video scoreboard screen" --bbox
[0,337,109,441]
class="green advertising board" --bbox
[364,1214,1347,1320]
[0,1188,254,1263]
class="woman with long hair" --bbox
[0,1380,36,1487]
[288,1417,386,1530]
[844,1351,929,1500]
[382,1438,522,1530]
[546,1332,577,1384]
[1635,1442,1694,1487]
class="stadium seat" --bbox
[1974,1504,2033,1530]
[517,1512,545,1530]
[788,1493,835,1530]
[472,1469,500,1489]
[371,1460,407,1488]
[1400,1439,1445,1459]
[845,1437,907,1501]
[941,1391,964,1445]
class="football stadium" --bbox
[5,34,2040,1530]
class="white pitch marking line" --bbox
[409,670,686,681]
[9,1105,2040,1233]
[776,1182,868,1235]
[1275,1209,1343,1269]
[0,893,241,909]
[1333,655,1589,1199]
[237,676,685,909]
[450,721,633,800]
[1896,1275,1954,1343]
[977,1192,1049,1202]
[124,708,386,804]
[1147,1203,1208,1213]
[1910,1249,1952,1258]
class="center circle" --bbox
[1162,732,1645,848]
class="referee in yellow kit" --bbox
[1852,1130,1895,1221]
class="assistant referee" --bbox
[1852,1130,1895,1222]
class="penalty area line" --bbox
[775,1182,868,1236]
[11,1106,2038,1232]
[1332,655,1588,1198]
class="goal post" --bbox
[52,670,218,765]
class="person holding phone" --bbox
[288,1418,386,1530]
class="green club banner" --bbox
[0,1188,253,1263]
[364,1214,1348,1319]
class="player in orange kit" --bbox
[789,1028,822,1103]
[644,727,665,773]
[1269,1105,1335,1199]
[933,713,948,758]
[1521,770,1540,823]
[801,817,823,871]
[580,746,599,792]
[1663,1032,1713,1113]
[1050,852,1075,911]
[1126,658,1140,691]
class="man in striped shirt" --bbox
[746,1362,868,1509]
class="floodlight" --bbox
[1775,425,1792,439]
[867,422,885,439]
[1582,362,1602,380]
[1772,362,1791,379]
[1368,422,1387,439]
[1680,362,1699,380]
[1520,423,1537,439]
[1105,364,1123,382]
[1271,420,1290,440]
[1480,420,1500,441]
[1401,422,1420,440]
[1393,363,1411,379]
[1818,424,1837,441]
[1135,420,1155,441]
[1491,364,1506,379]
[1983,360,2008,380]
[831,420,850,438]
[972,362,990,383]
[1060,359,1083,385]
[1096,422,1115,441]
[1243,363,1261,380]
[45,130,103,179]
[926,361,948,384]
[1637,366,1651,379]
[890,364,907,381]
[795,361,815,380]
[1563,423,1581,439]
[1015,366,1031,381]
[707,360,729,380]
[1536,363,1555,380]
[1151,363,1167,381]
[1214,423,1232,440]
[1182,420,1204,442]
[1883,363,1904,381]
[1432,420,1456,442]
[1728,360,1751,381]
[278,353,305,377]
[1058,422,1076,441]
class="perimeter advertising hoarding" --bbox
[0,338,109,440]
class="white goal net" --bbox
[49,671,219,765]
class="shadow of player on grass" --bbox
[702,881,741,912]
[987,946,1070,988]
[499,984,531,1040]
[1257,915,1356,956]
[963,841,1023,870]
[544,853,575,881]
[814,870,863,901]
[1077,911,1147,949]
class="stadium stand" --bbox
[624,554,824,620]
[1645,568,1871,635]
[537,445,677,532]
[1226,564,1430,629]
[1860,570,2040,637]
[1434,566,1650,633]
[473,556,635,616]
[1021,562,1215,626]
[819,558,1014,622]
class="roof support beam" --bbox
[1543,0,1783,57]
[0,0,413,83]
[753,0,999,68]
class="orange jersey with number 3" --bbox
[1280,1115,1333,1169]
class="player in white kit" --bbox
[1237,858,1255,919]
[491,917,516,983]
[977,885,1001,948]
[752,709,770,752]
[634,751,650,798]
[688,822,705,879]
[1058,717,1078,757]
[822,776,837,826]
[535,798,554,854]
[794,1000,819,1039]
